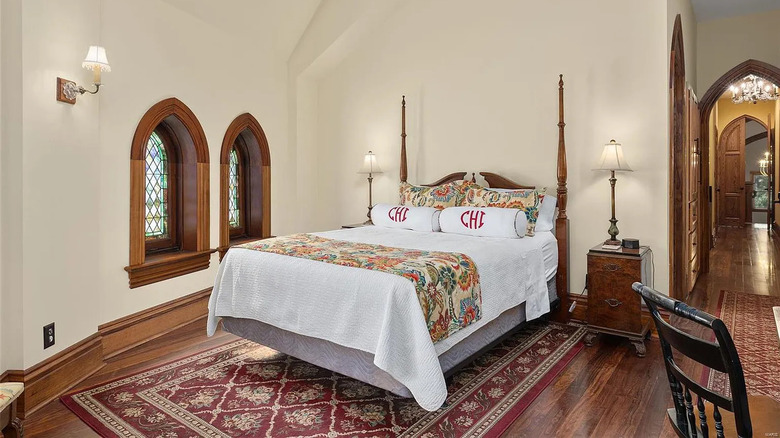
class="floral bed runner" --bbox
[238,233,482,343]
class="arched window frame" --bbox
[219,113,271,259]
[126,98,212,288]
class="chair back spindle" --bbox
[631,282,753,438]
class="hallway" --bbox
[691,226,779,309]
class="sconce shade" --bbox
[594,140,633,172]
[82,46,111,72]
[358,150,383,174]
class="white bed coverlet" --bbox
[207,227,555,411]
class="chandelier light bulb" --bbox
[730,75,779,104]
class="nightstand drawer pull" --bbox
[604,298,623,308]
[603,263,621,272]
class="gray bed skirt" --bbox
[220,277,557,398]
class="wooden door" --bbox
[717,118,746,227]
[686,90,700,292]
[768,115,775,229]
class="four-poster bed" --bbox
[208,76,571,411]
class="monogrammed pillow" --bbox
[463,187,543,236]
[439,207,527,238]
[371,204,442,232]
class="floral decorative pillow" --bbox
[399,180,480,210]
[464,187,544,236]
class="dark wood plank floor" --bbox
[25,226,779,437]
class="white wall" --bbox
[668,0,698,93]
[697,9,780,94]
[0,0,24,373]
[295,0,670,297]
[2,0,317,370]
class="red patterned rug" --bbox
[704,290,780,403]
[62,322,584,437]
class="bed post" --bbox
[400,96,408,183]
[554,74,571,323]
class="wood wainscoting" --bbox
[1,288,212,419]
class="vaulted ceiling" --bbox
[691,0,780,22]
[159,0,321,58]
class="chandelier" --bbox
[760,151,772,176]
[729,74,779,104]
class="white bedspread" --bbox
[207,227,556,411]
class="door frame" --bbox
[714,115,768,228]
[696,59,780,272]
[669,15,687,300]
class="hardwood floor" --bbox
[24,226,779,437]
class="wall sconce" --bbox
[56,45,111,105]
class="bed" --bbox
[207,76,571,412]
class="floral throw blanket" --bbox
[238,234,482,343]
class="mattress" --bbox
[220,277,557,398]
[208,227,557,410]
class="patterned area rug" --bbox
[62,322,584,437]
[704,290,780,403]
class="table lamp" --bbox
[358,150,383,224]
[594,140,633,246]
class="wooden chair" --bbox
[0,382,23,438]
[632,282,780,438]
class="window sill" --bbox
[124,249,217,288]
[217,235,275,261]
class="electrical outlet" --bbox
[43,322,55,349]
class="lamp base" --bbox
[604,239,621,246]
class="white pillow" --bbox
[371,204,442,232]
[439,207,527,238]
[535,195,557,233]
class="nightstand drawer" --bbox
[588,258,628,275]
[588,286,642,333]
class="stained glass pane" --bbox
[145,132,169,239]
[229,147,240,228]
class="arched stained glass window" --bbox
[145,132,169,240]
[228,147,241,228]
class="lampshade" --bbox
[82,46,111,72]
[358,150,383,174]
[594,140,633,172]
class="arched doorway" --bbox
[715,115,771,228]
[698,59,780,263]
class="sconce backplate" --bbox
[56,77,77,105]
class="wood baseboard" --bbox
[99,288,212,359]
[3,287,213,418]
[6,334,104,419]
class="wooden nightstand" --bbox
[342,223,371,229]
[584,244,652,357]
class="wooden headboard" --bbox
[398,76,570,321]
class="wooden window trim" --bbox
[126,98,214,288]
[218,113,272,260]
